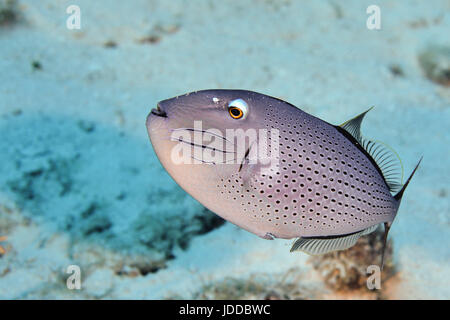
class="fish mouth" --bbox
[150,103,167,118]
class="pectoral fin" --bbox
[290,224,379,255]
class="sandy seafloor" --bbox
[0,0,449,299]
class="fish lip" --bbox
[150,103,167,118]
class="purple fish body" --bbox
[232,101,399,237]
[146,89,421,260]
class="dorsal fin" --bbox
[336,108,404,194]
[339,106,373,143]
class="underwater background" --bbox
[0,0,449,299]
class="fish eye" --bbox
[228,99,248,120]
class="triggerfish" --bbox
[146,90,421,268]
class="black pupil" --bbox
[230,108,241,117]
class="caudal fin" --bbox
[394,157,423,202]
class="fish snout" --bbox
[146,100,172,129]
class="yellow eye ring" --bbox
[228,107,243,119]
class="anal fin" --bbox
[290,224,379,255]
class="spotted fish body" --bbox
[147,90,420,259]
